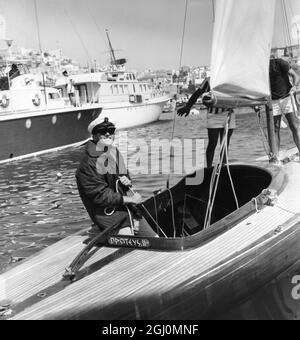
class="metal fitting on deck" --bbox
[252,189,278,212]
[259,189,278,206]
[0,303,12,317]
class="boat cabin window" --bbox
[133,84,136,93]
[48,92,60,100]
[77,84,88,103]
[114,85,119,94]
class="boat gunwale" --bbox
[0,104,102,122]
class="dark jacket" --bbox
[76,140,131,231]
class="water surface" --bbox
[0,111,295,273]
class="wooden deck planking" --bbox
[0,236,84,303]
[1,239,121,304]
[12,215,300,318]
[12,222,300,320]
[4,161,300,319]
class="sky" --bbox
[0,0,300,71]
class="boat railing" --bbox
[0,86,68,113]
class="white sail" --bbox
[210,0,276,101]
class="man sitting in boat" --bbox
[76,118,143,237]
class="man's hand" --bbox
[123,192,143,205]
[130,193,143,204]
[177,106,190,117]
[291,85,299,94]
[119,176,132,187]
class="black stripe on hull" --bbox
[0,108,101,161]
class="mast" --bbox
[105,29,117,65]
[34,0,47,106]
[34,0,43,55]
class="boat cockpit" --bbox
[143,165,272,237]
[105,165,275,251]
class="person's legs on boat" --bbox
[273,115,282,152]
[285,112,300,153]
[219,128,234,164]
[283,95,300,154]
[206,128,221,168]
[272,99,284,153]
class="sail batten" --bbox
[210,0,276,102]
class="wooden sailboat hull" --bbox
[1,160,300,320]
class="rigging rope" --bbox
[166,0,189,189]
[62,5,91,64]
[165,188,177,238]
[203,112,239,230]
[255,107,273,158]
[116,179,135,234]
[86,5,110,54]
[203,116,229,230]
[127,187,168,238]
[224,119,239,211]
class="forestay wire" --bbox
[166,0,189,189]
[203,113,239,230]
